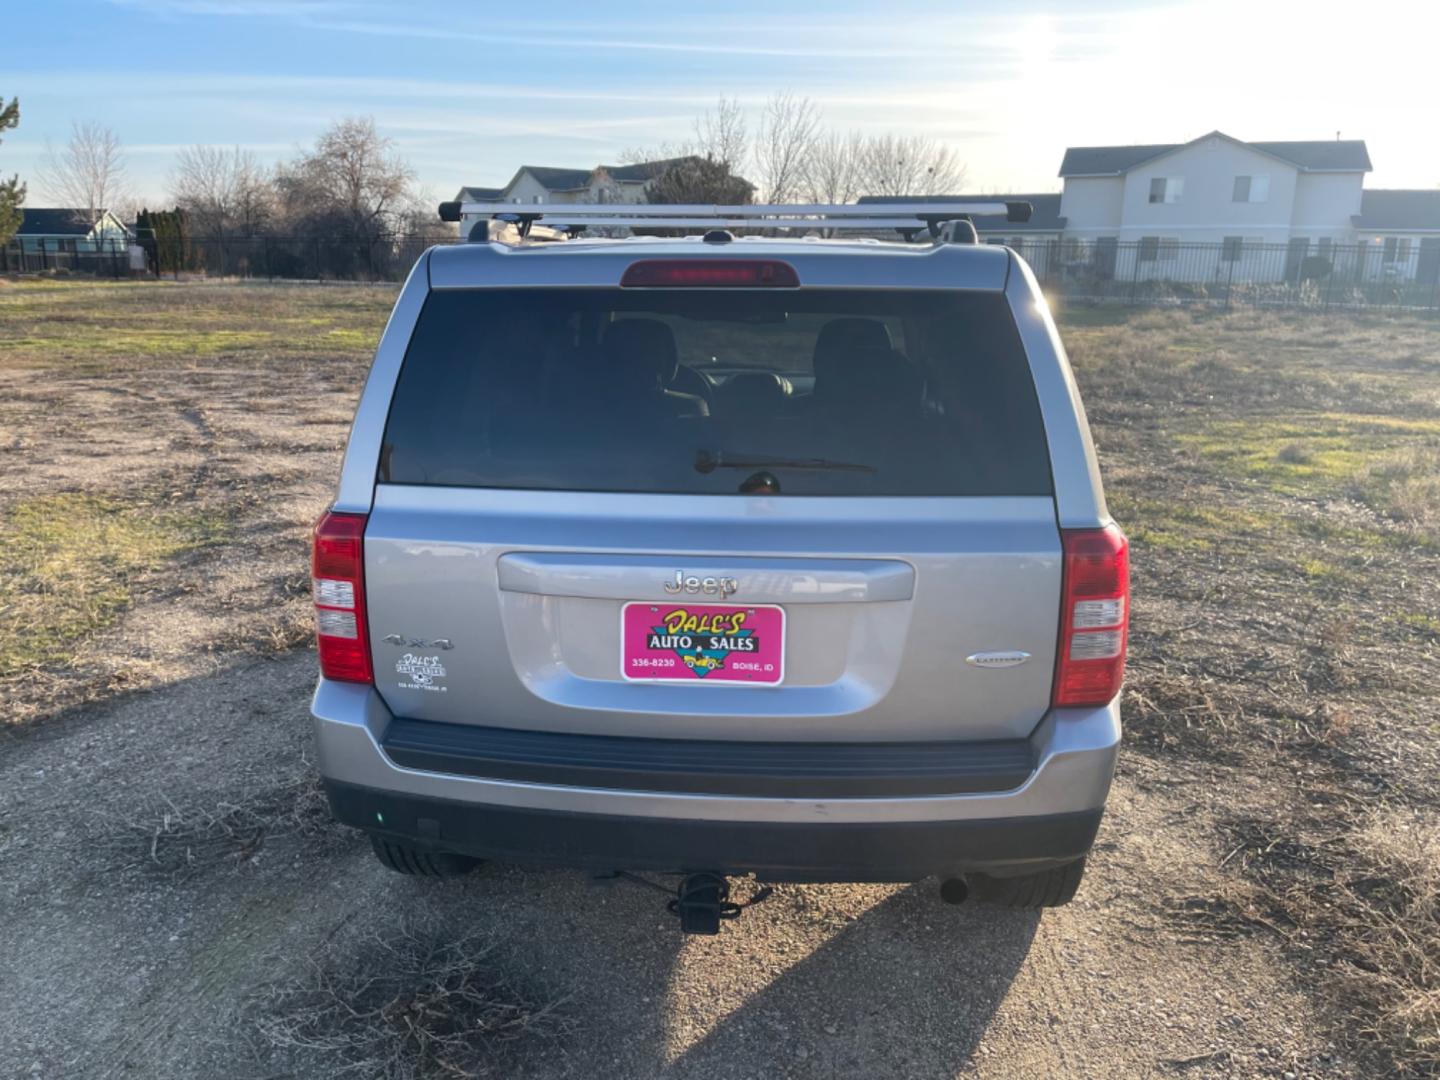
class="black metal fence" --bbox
[1004,238,1440,313]
[0,234,456,282]
[5,233,1439,312]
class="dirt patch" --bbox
[0,280,389,725]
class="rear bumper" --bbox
[310,679,1120,879]
[326,779,1102,881]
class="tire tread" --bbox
[368,834,482,878]
[971,857,1086,909]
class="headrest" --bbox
[602,319,680,388]
[812,318,893,380]
[814,346,924,416]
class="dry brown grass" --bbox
[251,921,569,1079]
[103,774,343,877]
[1217,809,1440,1075]
[1066,304,1440,1075]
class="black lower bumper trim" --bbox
[324,780,1103,883]
[380,717,1035,798]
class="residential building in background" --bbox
[14,208,130,252]
[452,157,698,237]
[1352,189,1440,285]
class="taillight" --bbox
[1053,524,1129,708]
[312,510,372,683]
[620,260,800,287]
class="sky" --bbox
[2,0,1436,209]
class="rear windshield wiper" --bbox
[694,450,877,474]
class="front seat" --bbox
[600,319,708,419]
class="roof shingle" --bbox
[16,208,114,236]
[1354,189,1440,231]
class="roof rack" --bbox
[437,200,1032,239]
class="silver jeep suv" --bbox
[310,206,1127,919]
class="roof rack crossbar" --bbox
[437,200,1032,227]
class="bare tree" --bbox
[694,97,749,173]
[856,133,967,198]
[802,129,866,205]
[170,145,273,238]
[274,117,413,241]
[40,120,127,224]
[753,92,820,203]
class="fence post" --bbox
[1128,247,1140,305]
[1323,249,1335,310]
[1224,248,1236,311]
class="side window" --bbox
[1138,236,1160,262]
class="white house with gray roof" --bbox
[452,157,700,236]
[1057,131,1372,246]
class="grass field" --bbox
[1,277,1437,1075]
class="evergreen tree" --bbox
[0,96,25,246]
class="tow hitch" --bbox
[598,871,773,935]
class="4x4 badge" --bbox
[965,651,1031,669]
[382,634,454,650]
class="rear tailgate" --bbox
[365,489,1058,741]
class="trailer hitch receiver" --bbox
[669,873,734,935]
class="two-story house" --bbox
[1056,131,1372,281]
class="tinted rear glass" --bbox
[381,288,1052,496]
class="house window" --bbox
[1148,177,1183,204]
[1317,238,1333,259]
[1222,236,1244,262]
[1139,236,1160,261]
[1232,175,1270,203]
[1157,238,1178,262]
[1009,236,1025,249]
[1383,237,1411,263]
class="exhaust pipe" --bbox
[939,878,970,905]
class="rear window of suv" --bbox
[380,288,1052,497]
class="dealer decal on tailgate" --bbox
[621,602,785,684]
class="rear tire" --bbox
[969,857,1086,909]
[368,834,483,878]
